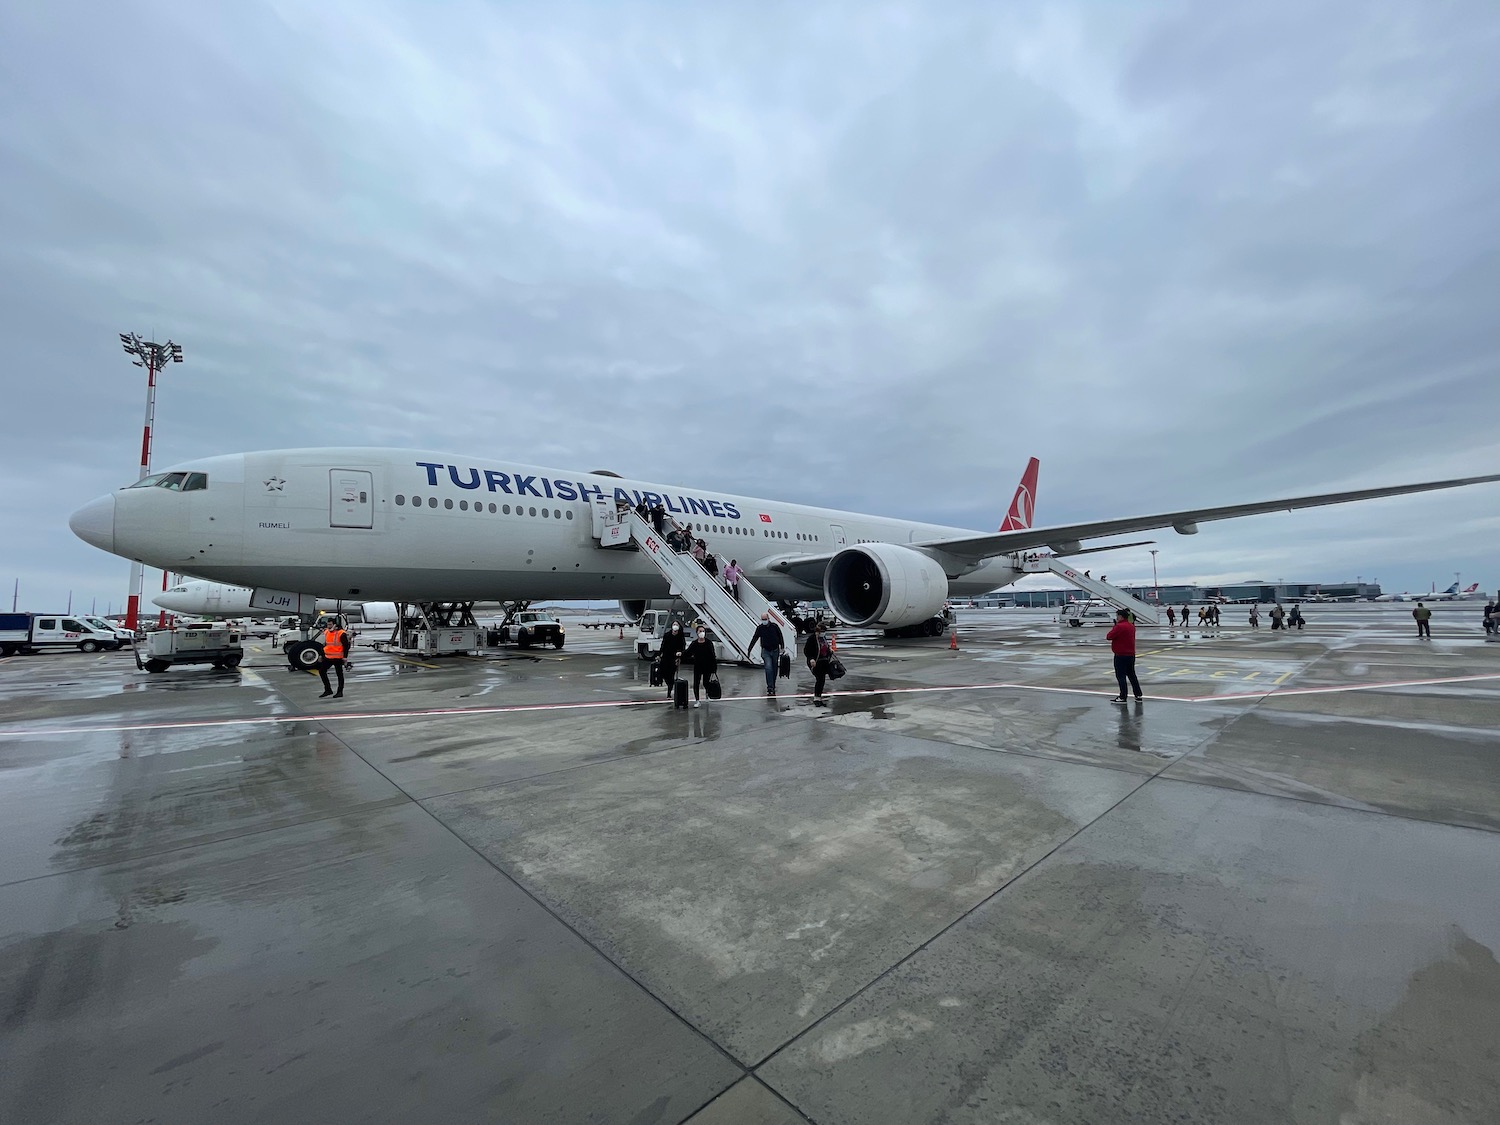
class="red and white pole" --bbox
[123,352,160,633]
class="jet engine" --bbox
[618,600,648,623]
[824,543,949,629]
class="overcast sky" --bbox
[3,0,1498,612]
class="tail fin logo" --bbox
[999,457,1041,531]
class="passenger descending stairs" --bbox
[593,501,790,661]
[1018,554,1162,625]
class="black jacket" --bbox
[658,628,687,661]
[684,638,718,672]
[804,633,829,665]
[748,621,784,654]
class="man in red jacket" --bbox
[1106,609,1143,703]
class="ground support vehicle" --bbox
[1,613,127,654]
[135,622,244,673]
[497,610,565,649]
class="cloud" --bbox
[1,0,1498,610]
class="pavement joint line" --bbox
[5,672,1500,739]
[303,699,762,1083]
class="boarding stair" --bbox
[1017,554,1162,625]
[592,500,788,661]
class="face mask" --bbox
[672,624,680,632]
[697,631,706,639]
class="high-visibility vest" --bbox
[323,628,347,659]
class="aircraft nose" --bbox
[69,493,116,553]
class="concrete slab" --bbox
[0,801,739,1125]
[760,780,1500,1125]
[426,723,1142,1063]
[683,1077,809,1125]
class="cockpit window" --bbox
[126,471,203,491]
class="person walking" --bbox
[690,538,707,566]
[803,621,834,706]
[1106,608,1142,703]
[683,626,718,706]
[1248,604,1260,629]
[746,612,785,695]
[1288,604,1305,630]
[1166,605,1176,628]
[1270,603,1285,630]
[658,620,687,694]
[317,618,350,699]
[1413,601,1432,638]
[650,503,666,535]
[1484,601,1496,635]
[723,559,741,600]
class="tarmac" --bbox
[2,601,1498,1124]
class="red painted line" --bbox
[1,673,1497,739]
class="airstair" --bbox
[592,500,789,661]
[1018,554,1162,625]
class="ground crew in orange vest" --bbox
[318,620,349,698]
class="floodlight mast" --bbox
[118,333,184,632]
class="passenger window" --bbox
[428,497,437,508]
[529,507,537,517]
[489,503,497,513]
[542,508,550,518]
[460,500,469,511]
[395,494,405,506]
[503,504,512,514]
[566,510,573,520]
[444,499,453,509]
[39,618,56,629]
[63,619,84,631]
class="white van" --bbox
[29,615,127,652]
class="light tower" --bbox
[119,333,184,631]
[1149,549,1160,601]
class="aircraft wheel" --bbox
[80,640,100,653]
[290,641,323,669]
[144,659,170,673]
[552,635,564,650]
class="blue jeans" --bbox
[761,649,780,691]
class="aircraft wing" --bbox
[919,471,1500,561]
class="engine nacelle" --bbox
[824,543,949,629]
[354,601,399,625]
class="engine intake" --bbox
[824,543,949,629]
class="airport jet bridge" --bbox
[1018,554,1162,625]
[593,501,792,662]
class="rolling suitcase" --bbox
[706,674,722,700]
[779,652,791,679]
[649,659,662,687]
[674,678,689,709]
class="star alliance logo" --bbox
[264,477,286,491]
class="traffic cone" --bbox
[618,625,624,639]
[950,630,958,650]
[830,633,838,651]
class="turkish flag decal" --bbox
[759,513,773,523]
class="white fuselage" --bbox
[85,448,1019,604]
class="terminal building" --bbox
[972,580,1382,609]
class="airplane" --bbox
[1374,582,1480,603]
[69,449,1500,635]
[154,580,400,623]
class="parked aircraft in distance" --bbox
[1374,582,1480,603]
[154,580,399,623]
[69,450,1500,631]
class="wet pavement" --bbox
[2,602,1498,1123]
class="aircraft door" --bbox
[330,469,374,529]
[829,524,847,548]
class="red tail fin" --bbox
[999,457,1040,531]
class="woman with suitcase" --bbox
[684,627,719,707]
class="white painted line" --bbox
[3,672,1500,739]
